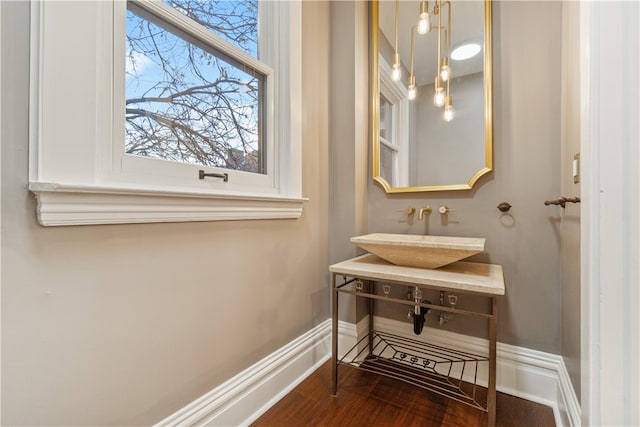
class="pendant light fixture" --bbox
[417,1,431,35]
[444,95,454,122]
[391,0,402,82]
[390,0,455,120]
[439,0,451,83]
[433,76,445,107]
[436,0,453,119]
[408,26,417,100]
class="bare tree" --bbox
[125,0,262,173]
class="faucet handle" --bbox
[438,205,456,215]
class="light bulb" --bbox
[440,64,450,82]
[408,86,417,100]
[391,53,401,82]
[433,76,445,107]
[444,106,454,122]
[434,87,445,107]
[407,75,417,100]
[444,96,454,121]
[417,1,430,35]
[440,57,450,82]
[417,13,430,35]
[391,64,401,82]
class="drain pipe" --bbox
[409,286,430,335]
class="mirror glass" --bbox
[372,0,493,193]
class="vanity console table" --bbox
[330,254,505,427]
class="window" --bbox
[125,1,265,173]
[378,54,409,188]
[379,94,397,186]
[29,0,303,226]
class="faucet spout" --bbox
[418,206,432,220]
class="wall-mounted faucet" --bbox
[418,206,432,220]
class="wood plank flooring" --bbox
[251,361,556,427]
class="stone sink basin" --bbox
[350,233,485,269]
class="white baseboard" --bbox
[556,355,582,427]
[155,316,580,427]
[154,320,333,427]
[355,316,581,427]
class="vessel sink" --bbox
[350,233,485,269]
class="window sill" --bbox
[29,182,306,226]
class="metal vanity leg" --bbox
[331,273,338,396]
[488,296,497,427]
[368,281,374,354]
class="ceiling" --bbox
[378,0,485,86]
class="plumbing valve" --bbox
[439,291,452,325]
[355,280,363,292]
[438,205,456,215]
[382,284,391,296]
[448,294,458,307]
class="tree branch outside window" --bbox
[125,0,264,173]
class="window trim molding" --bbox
[28,0,303,226]
[29,182,306,226]
[378,54,409,187]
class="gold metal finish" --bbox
[420,0,429,16]
[371,0,494,193]
[392,52,400,67]
[393,0,400,71]
[409,25,416,86]
[418,206,432,220]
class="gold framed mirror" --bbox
[372,0,493,193]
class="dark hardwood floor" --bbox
[251,361,555,427]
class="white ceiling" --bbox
[379,0,485,86]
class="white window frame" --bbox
[378,54,409,188]
[116,1,274,190]
[378,94,399,186]
[28,0,303,226]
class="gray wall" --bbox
[368,1,564,354]
[329,1,369,323]
[414,72,485,186]
[1,1,330,425]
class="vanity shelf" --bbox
[330,254,505,427]
[339,330,489,410]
